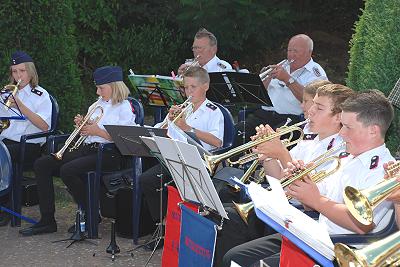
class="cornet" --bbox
[0,79,22,130]
[52,101,104,160]
[334,230,400,267]
[204,119,309,175]
[178,55,200,78]
[233,143,344,224]
[259,59,294,81]
[159,96,193,129]
[343,161,400,226]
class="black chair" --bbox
[48,97,144,238]
[11,94,60,227]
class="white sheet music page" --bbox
[248,177,334,260]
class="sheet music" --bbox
[153,136,228,219]
[248,181,334,259]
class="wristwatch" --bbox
[286,76,296,86]
[190,127,196,133]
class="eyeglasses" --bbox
[191,46,207,51]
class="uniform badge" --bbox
[327,138,334,150]
[206,102,217,111]
[370,155,379,169]
[31,88,43,96]
[303,133,317,140]
[312,67,321,77]
[217,62,227,69]
[339,152,350,159]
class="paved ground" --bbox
[0,180,162,267]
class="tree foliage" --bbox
[347,0,400,152]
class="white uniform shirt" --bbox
[161,99,224,151]
[266,58,327,115]
[0,84,52,144]
[317,144,394,235]
[202,55,232,73]
[83,98,137,144]
[290,133,345,169]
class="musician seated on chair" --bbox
[214,83,354,265]
[19,66,137,236]
[140,66,225,249]
[0,51,52,227]
[235,34,328,147]
[177,28,232,75]
[220,89,395,267]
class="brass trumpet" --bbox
[233,143,344,224]
[159,96,193,129]
[1,79,22,129]
[52,102,104,160]
[334,230,400,267]
[178,55,200,78]
[204,119,309,175]
[343,161,400,226]
[259,59,294,81]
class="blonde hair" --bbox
[9,62,39,88]
[110,81,130,105]
[316,84,355,115]
[304,80,331,97]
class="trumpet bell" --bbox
[343,186,373,226]
[232,201,253,225]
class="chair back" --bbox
[49,94,60,133]
[213,102,236,150]
[128,97,144,126]
[388,77,400,109]
[0,141,12,197]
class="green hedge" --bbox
[346,0,400,153]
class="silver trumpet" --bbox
[259,59,294,81]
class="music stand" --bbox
[152,136,228,220]
[104,125,168,157]
[207,72,272,107]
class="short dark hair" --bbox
[195,28,217,47]
[183,66,210,84]
[340,89,394,137]
[316,84,355,114]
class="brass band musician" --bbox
[0,51,52,227]
[19,66,137,236]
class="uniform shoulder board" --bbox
[303,133,317,140]
[31,88,43,96]
[217,62,227,69]
[370,155,379,169]
[327,138,335,150]
[312,67,321,77]
[206,102,217,111]
[339,152,350,159]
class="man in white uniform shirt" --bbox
[236,34,327,146]
[0,51,52,227]
[221,89,395,267]
[178,28,232,74]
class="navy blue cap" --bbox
[93,66,123,85]
[11,51,33,65]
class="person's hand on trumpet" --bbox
[167,105,191,131]
[80,119,102,137]
[252,124,285,161]
[74,114,84,127]
[383,161,400,205]
[268,63,291,84]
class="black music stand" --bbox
[208,72,272,107]
[104,125,168,157]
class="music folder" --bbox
[104,125,168,157]
[207,71,273,107]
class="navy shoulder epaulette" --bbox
[31,88,43,96]
[370,155,379,169]
[339,152,350,159]
[206,102,217,111]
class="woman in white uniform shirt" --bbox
[19,66,136,236]
[0,51,52,227]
